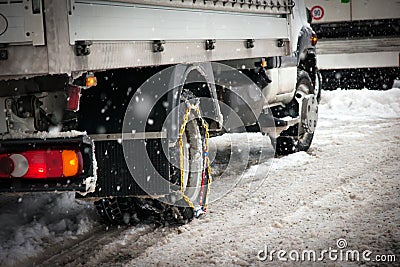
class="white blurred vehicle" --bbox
[305,0,400,89]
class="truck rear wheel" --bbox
[94,92,211,225]
[275,71,319,155]
[170,91,211,219]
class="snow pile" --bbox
[271,151,314,170]
[319,88,400,120]
[0,193,96,266]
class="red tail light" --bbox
[23,150,63,178]
[0,150,83,179]
[67,85,81,111]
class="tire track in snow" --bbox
[23,224,154,267]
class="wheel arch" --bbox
[296,25,319,87]
[165,63,223,140]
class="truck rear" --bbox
[0,0,320,224]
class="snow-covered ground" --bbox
[0,193,97,266]
[1,88,399,266]
[128,88,400,266]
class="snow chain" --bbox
[178,99,212,216]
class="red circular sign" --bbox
[310,5,324,20]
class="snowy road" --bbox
[1,89,399,266]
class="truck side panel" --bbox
[0,0,45,45]
[352,0,400,21]
[0,0,292,79]
[69,1,289,43]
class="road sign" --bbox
[310,5,324,20]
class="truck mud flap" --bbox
[88,138,170,198]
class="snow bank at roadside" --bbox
[0,193,96,266]
[319,88,400,120]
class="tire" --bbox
[171,91,211,219]
[275,71,319,155]
[314,68,322,103]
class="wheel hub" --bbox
[300,94,318,133]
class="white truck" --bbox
[0,0,320,224]
[305,0,400,90]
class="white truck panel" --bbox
[318,51,400,69]
[305,0,351,23]
[68,1,289,44]
[317,37,400,54]
[305,0,400,23]
[0,0,45,45]
[0,0,293,79]
[352,0,400,20]
[305,0,400,71]
[316,37,400,69]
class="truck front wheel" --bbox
[275,71,319,155]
